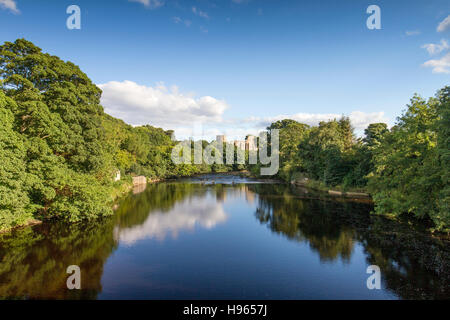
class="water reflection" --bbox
[0,221,116,299]
[0,181,448,299]
[252,185,358,263]
[115,196,228,244]
[247,184,450,299]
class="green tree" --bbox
[368,91,448,230]
[364,123,389,149]
[268,120,310,182]
[436,87,450,230]
[0,39,114,227]
[298,117,355,186]
[0,92,34,230]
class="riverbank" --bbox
[0,174,164,234]
[1,172,445,238]
[0,218,42,235]
[290,177,371,199]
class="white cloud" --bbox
[347,111,389,131]
[129,0,164,9]
[98,80,228,128]
[0,0,19,13]
[421,39,449,55]
[98,81,388,141]
[114,197,228,244]
[423,52,450,73]
[193,111,388,141]
[405,30,421,36]
[437,15,450,32]
[247,111,388,132]
[192,6,209,19]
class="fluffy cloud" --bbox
[437,15,450,32]
[129,0,164,9]
[98,80,228,128]
[0,0,19,13]
[114,198,228,244]
[347,111,389,130]
[421,39,449,55]
[423,52,450,73]
[98,81,388,140]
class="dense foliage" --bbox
[262,88,449,231]
[368,88,449,231]
[0,39,203,231]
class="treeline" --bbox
[0,39,212,231]
[0,38,448,233]
[254,87,449,231]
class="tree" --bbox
[297,118,355,186]
[368,92,448,230]
[364,123,388,149]
[436,86,450,230]
[0,39,114,226]
[267,120,309,181]
[0,91,33,230]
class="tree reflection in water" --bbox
[0,182,448,299]
[248,184,450,299]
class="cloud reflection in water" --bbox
[114,197,228,245]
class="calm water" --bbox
[0,177,449,299]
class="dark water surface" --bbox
[1,177,449,299]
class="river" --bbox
[0,176,448,299]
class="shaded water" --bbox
[0,178,449,299]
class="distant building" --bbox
[216,135,227,144]
[234,140,246,150]
[245,135,258,151]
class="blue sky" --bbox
[1,0,449,139]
